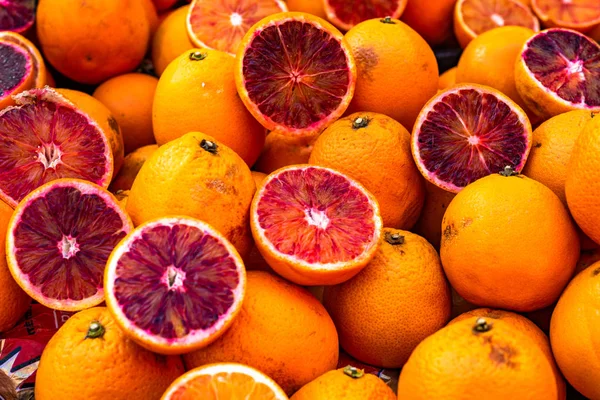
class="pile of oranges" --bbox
[0,0,600,399]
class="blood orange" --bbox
[6,179,133,311]
[515,28,600,120]
[532,0,600,31]
[323,0,407,31]
[0,0,35,34]
[0,87,114,207]
[187,0,287,55]
[235,12,356,136]
[411,84,532,193]
[251,165,382,286]
[104,217,246,355]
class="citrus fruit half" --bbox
[105,217,246,355]
[515,28,600,120]
[532,0,600,31]
[323,0,407,31]
[251,165,382,286]
[187,0,287,55]
[411,83,532,193]
[0,0,35,34]
[236,12,356,136]
[6,179,133,311]
[161,363,288,400]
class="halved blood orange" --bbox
[454,0,540,48]
[515,28,600,120]
[161,363,288,400]
[0,0,35,34]
[6,179,133,311]
[235,12,356,136]
[105,217,246,355]
[532,0,600,31]
[0,87,114,207]
[251,165,382,286]
[187,0,287,55]
[323,0,407,31]
[411,84,532,193]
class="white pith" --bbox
[229,12,243,26]
[59,235,79,259]
[37,142,62,169]
[164,265,187,292]
[304,208,330,230]
[490,13,505,26]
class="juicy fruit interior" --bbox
[416,88,529,190]
[256,167,377,264]
[112,223,241,340]
[0,99,110,205]
[242,19,351,130]
[535,0,600,25]
[325,0,401,27]
[461,0,535,34]
[0,0,35,32]
[188,0,285,54]
[170,372,280,399]
[13,185,128,301]
[0,41,30,98]
[523,29,600,107]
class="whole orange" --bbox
[153,48,265,166]
[441,171,580,312]
[0,200,30,333]
[401,0,457,45]
[438,67,456,90]
[344,17,439,131]
[126,132,255,258]
[398,316,561,398]
[93,73,158,154]
[285,0,327,18]
[551,263,600,400]
[151,5,193,76]
[183,271,339,395]
[323,229,451,368]
[309,112,425,229]
[36,0,151,84]
[290,366,396,400]
[109,144,158,193]
[254,131,318,174]
[413,181,456,248]
[251,171,267,189]
[35,307,185,400]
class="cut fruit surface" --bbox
[532,0,600,31]
[323,0,407,31]
[251,165,382,286]
[161,363,289,400]
[187,0,287,55]
[0,87,114,207]
[411,84,532,193]
[105,217,246,355]
[236,12,356,136]
[515,28,600,120]
[454,0,540,48]
[0,0,35,33]
[6,179,132,311]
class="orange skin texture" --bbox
[309,112,425,229]
[566,115,600,245]
[126,132,255,258]
[109,144,158,193]
[93,73,158,154]
[254,132,318,174]
[285,0,327,18]
[36,0,151,84]
[184,271,339,396]
[551,263,600,400]
[450,308,566,399]
[345,18,439,132]
[141,0,159,35]
[290,367,396,400]
[523,110,594,205]
[35,307,185,400]
[56,88,125,176]
[401,0,456,45]
[438,67,456,90]
[413,182,456,249]
[0,200,30,333]
[251,171,267,189]
[153,48,265,166]
[398,317,560,399]
[441,174,580,312]
[152,5,194,76]
[323,229,451,368]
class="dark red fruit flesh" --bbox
[523,29,600,106]
[112,223,241,340]
[0,98,110,206]
[0,0,35,33]
[417,89,529,190]
[463,0,535,34]
[13,184,128,301]
[256,167,377,264]
[0,41,29,98]
[242,20,351,130]
[326,0,401,28]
